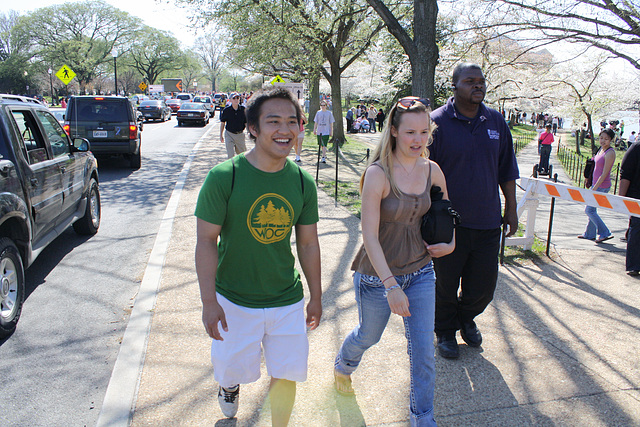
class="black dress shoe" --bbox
[460,322,482,347]
[437,334,459,359]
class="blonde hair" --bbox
[360,100,436,196]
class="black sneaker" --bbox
[437,333,459,359]
[460,322,482,347]
[218,385,239,418]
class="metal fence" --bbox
[556,142,621,194]
[513,129,536,155]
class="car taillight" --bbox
[129,123,138,139]
[63,123,70,135]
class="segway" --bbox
[533,149,553,179]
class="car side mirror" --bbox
[73,138,91,152]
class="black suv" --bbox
[64,96,142,169]
[0,95,100,337]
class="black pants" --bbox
[539,144,552,172]
[433,227,501,335]
[627,216,640,271]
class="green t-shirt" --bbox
[195,154,319,308]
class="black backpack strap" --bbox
[231,156,236,193]
[298,165,304,195]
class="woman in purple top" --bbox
[579,128,616,243]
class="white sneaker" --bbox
[295,156,301,162]
[321,157,326,163]
[218,385,239,418]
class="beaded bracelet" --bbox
[383,284,401,298]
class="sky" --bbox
[1,0,202,48]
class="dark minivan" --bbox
[64,96,142,169]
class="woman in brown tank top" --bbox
[334,97,455,426]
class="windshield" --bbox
[68,98,130,122]
[176,94,191,100]
[180,103,202,109]
[140,101,160,106]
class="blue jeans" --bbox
[335,263,437,427]
[583,187,611,239]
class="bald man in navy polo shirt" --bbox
[429,63,519,359]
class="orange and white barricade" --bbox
[507,177,640,249]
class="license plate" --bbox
[188,113,194,117]
[93,131,107,138]
[144,113,152,116]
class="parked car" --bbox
[64,96,142,169]
[177,102,210,127]
[137,100,172,122]
[213,93,228,111]
[193,95,214,113]
[0,95,100,337]
[175,93,193,102]
[166,99,182,114]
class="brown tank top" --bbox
[351,162,432,276]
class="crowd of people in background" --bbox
[345,103,385,134]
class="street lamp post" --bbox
[24,71,28,95]
[194,80,197,93]
[48,68,54,105]
[111,49,118,96]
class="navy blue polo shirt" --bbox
[429,97,519,230]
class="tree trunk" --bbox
[367,0,439,102]
[586,114,596,155]
[327,60,345,145]
[409,0,438,101]
[308,72,320,131]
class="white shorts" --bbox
[212,293,308,387]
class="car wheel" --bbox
[73,178,101,235]
[0,238,25,338]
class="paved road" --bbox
[0,115,215,427]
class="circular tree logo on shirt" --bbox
[248,193,294,244]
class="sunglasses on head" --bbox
[396,96,430,109]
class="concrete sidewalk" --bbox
[129,130,640,426]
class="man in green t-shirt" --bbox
[195,87,322,425]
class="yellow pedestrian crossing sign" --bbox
[139,82,147,91]
[270,75,285,85]
[56,65,76,85]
